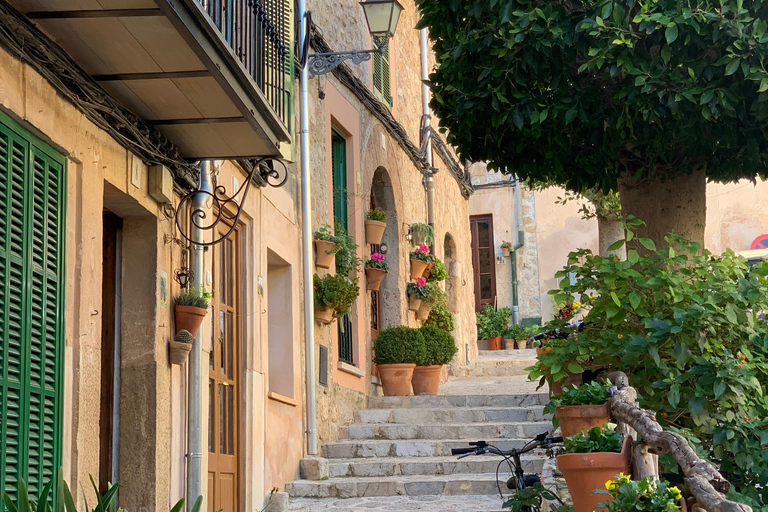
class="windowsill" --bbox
[268,391,298,407]
[337,361,365,378]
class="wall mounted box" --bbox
[148,164,173,204]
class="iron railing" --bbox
[197,0,292,128]
[338,315,354,364]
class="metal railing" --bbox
[198,0,292,128]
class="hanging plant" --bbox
[410,223,434,246]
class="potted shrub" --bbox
[417,282,443,321]
[365,208,387,245]
[174,286,211,337]
[169,329,194,365]
[413,325,458,395]
[557,425,630,512]
[476,305,511,350]
[547,381,614,438]
[425,301,455,333]
[410,222,434,246]
[407,278,428,311]
[373,326,427,396]
[314,223,339,269]
[364,252,388,291]
[313,273,359,324]
[409,244,433,279]
[597,474,685,512]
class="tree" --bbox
[416,0,768,247]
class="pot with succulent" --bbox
[410,244,433,279]
[412,325,458,395]
[169,329,194,365]
[313,273,360,324]
[597,474,686,512]
[407,278,428,311]
[373,326,427,396]
[547,381,615,438]
[364,252,388,291]
[365,208,387,245]
[174,286,212,337]
[417,282,443,321]
[410,222,434,247]
[476,304,511,351]
[314,223,340,269]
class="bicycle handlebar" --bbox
[452,433,562,459]
[450,447,476,455]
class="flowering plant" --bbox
[556,301,581,320]
[410,244,434,262]
[597,475,682,512]
[407,279,428,300]
[365,253,389,271]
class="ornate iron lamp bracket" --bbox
[308,39,387,77]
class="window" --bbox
[373,43,392,108]
[470,216,496,312]
[331,130,354,364]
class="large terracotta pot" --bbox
[378,363,416,396]
[416,302,432,321]
[412,365,442,395]
[314,240,337,269]
[557,435,631,512]
[314,305,335,324]
[174,305,208,337]
[365,268,387,291]
[410,258,429,279]
[556,403,612,438]
[488,336,502,350]
[408,294,422,311]
[168,341,192,365]
[365,219,387,245]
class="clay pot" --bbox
[410,258,429,280]
[408,294,422,311]
[314,305,335,324]
[516,339,528,349]
[174,305,208,337]
[314,240,338,269]
[421,262,434,279]
[412,365,442,395]
[488,336,502,350]
[557,435,631,512]
[504,338,516,350]
[552,372,584,396]
[556,403,612,438]
[365,219,387,245]
[365,268,387,291]
[378,363,416,396]
[416,302,432,321]
[168,341,192,365]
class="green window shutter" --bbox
[372,44,392,108]
[0,112,66,504]
[331,130,348,230]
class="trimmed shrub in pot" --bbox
[407,278,428,311]
[373,326,427,396]
[313,273,359,324]
[412,325,458,395]
[169,329,194,365]
[548,381,614,437]
[365,208,387,245]
[364,252,388,291]
[409,244,433,279]
[476,305,511,350]
[174,286,211,337]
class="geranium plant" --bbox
[365,252,389,272]
[366,208,387,222]
[597,475,683,512]
[407,278,428,300]
[410,244,434,262]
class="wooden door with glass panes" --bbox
[470,215,496,312]
[207,227,240,512]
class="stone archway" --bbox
[370,167,401,330]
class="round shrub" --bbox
[373,326,426,365]
[417,325,458,366]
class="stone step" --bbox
[367,392,548,410]
[356,406,547,424]
[328,455,544,478]
[478,349,538,359]
[339,420,553,441]
[288,494,509,511]
[322,437,544,459]
[467,359,536,378]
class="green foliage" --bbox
[507,323,537,341]
[427,258,448,282]
[173,330,194,344]
[425,287,455,332]
[314,223,361,277]
[174,286,212,308]
[596,475,682,512]
[417,325,458,366]
[373,326,427,365]
[563,425,623,454]
[423,282,445,305]
[410,223,434,246]
[366,208,387,222]
[476,305,511,339]
[502,482,574,512]
[314,273,359,318]
[314,223,336,242]
[550,381,613,408]
[406,281,428,300]
[416,0,768,192]
[554,189,622,221]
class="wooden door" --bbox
[207,228,240,512]
[470,216,496,312]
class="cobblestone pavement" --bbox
[288,494,508,511]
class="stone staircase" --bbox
[286,350,549,512]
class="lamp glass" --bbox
[360,0,404,39]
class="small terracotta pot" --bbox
[556,403,612,438]
[408,294,422,311]
[421,262,434,279]
[557,435,631,512]
[412,365,442,395]
[516,339,528,349]
[174,305,208,337]
[365,267,387,291]
[314,305,335,324]
[168,341,192,365]
[488,336,502,350]
[365,219,387,245]
[314,240,337,269]
[378,363,416,396]
[410,258,429,280]
[416,301,432,321]
[504,338,516,350]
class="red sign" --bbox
[750,235,768,250]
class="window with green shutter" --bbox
[0,111,66,504]
[373,43,392,108]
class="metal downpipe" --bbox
[420,27,435,248]
[511,177,524,326]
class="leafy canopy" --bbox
[416,0,768,191]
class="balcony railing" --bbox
[198,0,292,129]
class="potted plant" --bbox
[373,326,427,396]
[501,241,513,257]
[417,282,443,321]
[410,244,433,279]
[556,425,630,512]
[365,208,387,245]
[314,224,339,269]
[547,381,614,438]
[407,278,428,311]
[174,286,211,337]
[412,325,458,395]
[597,474,685,512]
[169,329,194,365]
[425,301,455,333]
[410,222,434,246]
[426,257,448,283]
[364,252,389,291]
[313,273,359,324]
[476,305,511,350]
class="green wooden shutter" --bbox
[331,130,348,230]
[373,44,392,108]
[0,111,66,504]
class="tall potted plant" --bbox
[174,286,211,337]
[412,325,458,395]
[410,244,433,279]
[365,208,387,245]
[373,326,427,396]
[547,381,614,438]
[407,278,428,311]
[364,252,388,291]
[476,305,511,350]
[313,273,359,324]
[314,224,339,269]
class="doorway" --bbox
[470,216,496,311]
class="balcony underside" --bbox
[9,0,291,159]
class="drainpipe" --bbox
[187,161,211,508]
[298,0,318,456]
[511,176,524,326]
[420,27,435,253]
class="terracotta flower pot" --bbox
[365,267,387,291]
[410,258,429,280]
[488,336,502,350]
[314,305,335,324]
[168,341,192,365]
[516,339,528,349]
[378,363,416,396]
[416,302,432,321]
[557,436,631,512]
[408,294,422,311]
[421,262,434,279]
[365,219,387,245]
[412,365,442,395]
[174,305,208,337]
[504,338,516,350]
[551,372,584,396]
[314,240,337,269]
[556,403,612,438]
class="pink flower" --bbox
[371,252,385,262]
[416,277,426,287]
[419,244,430,253]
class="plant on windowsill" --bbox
[476,304,511,351]
[373,326,427,396]
[365,208,387,245]
[547,381,616,438]
[169,329,194,366]
[313,273,359,324]
[409,244,434,279]
[406,278,428,311]
[412,325,458,395]
[174,286,212,337]
[365,252,389,291]
[410,222,434,247]
[313,223,340,269]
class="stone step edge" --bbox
[327,453,544,464]
[344,420,552,428]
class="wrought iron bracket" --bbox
[308,44,386,77]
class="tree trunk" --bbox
[617,168,706,250]
[597,216,627,259]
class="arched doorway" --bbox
[369,167,401,333]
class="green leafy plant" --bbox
[417,325,458,366]
[174,286,212,309]
[422,282,445,305]
[314,273,359,318]
[314,223,336,242]
[427,258,447,282]
[563,425,622,454]
[406,280,428,300]
[596,475,683,512]
[410,223,434,246]
[550,381,614,408]
[502,482,574,512]
[476,305,511,339]
[373,326,427,365]
[507,324,530,341]
[314,223,361,277]
[174,330,194,344]
[425,289,455,332]
[366,208,387,222]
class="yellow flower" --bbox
[617,334,623,339]
[573,301,581,308]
